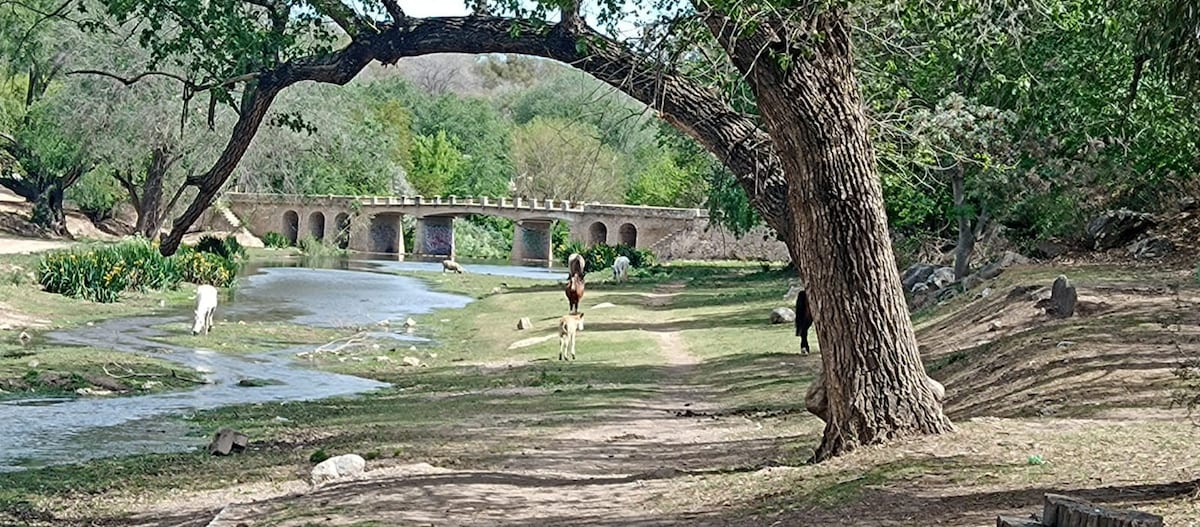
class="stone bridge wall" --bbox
[216,193,790,263]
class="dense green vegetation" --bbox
[0,0,1197,262]
[37,237,243,303]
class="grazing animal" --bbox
[611,255,631,282]
[795,290,814,354]
[192,284,218,336]
[558,312,584,361]
[567,252,586,279]
[442,260,465,274]
[565,274,585,314]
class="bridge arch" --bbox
[618,223,638,247]
[308,211,326,241]
[334,213,351,249]
[282,210,299,245]
[588,221,608,246]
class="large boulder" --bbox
[978,251,1031,280]
[516,317,533,330]
[926,267,956,289]
[770,307,796,324]
[311,454,367,486]
[1033,240,1069,259]
[901,263,938,292]
[1084,209,1156,250]
[1129,236,1174,260]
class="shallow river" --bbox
[0,257,565,472]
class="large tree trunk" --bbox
[159,84,283,255]
[30,183,69,237]
[706,6,953,462]
[136,152,167,238]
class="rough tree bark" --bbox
[703,5,953,461]
[0,160,83,237]
[952,164,972,280]
[114,145,188,239]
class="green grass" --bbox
[0,261,818,523]
[0,346,201,399]
[149,320,351,354]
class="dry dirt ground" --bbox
[91,273,1200,527]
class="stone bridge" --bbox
[222,192,709,266]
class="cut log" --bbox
[1042,493,1163,527]
[997,516,1043,527]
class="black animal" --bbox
[795,290,814,354]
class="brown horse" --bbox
[565,274,585,314]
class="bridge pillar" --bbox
[349,213,405,259]
[511,220,553,268]
[415,216,455,260]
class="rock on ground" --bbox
[1085,209,1156,250]
[208,428,249,456]
[517,317,533,330]
[1048,275,1077,319]
[1129,236,1174,260]
[770,307,796,324]
[311,454,367,486]
[901,263,938,292]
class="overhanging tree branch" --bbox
[158,14,793,254]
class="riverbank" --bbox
[2,257,1199,526]
[0,246,341,400]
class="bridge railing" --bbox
[226,191,708,218]
[357,195,592,212]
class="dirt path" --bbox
[0,236,72,254]
[126,281,776,527]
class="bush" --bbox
[297,235,344,257]
[262,231,290,248]
[175,248,239,287]
[454,217,511,260]
[555,240,587,264]
[37,237,239,303]
[68,169,123,222]
[196,234,246,263]
[556,242,656,275]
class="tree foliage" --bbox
[510,116,622,203]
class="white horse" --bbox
[558,312,584,361]
[612,256,631,282]
[192,284,218,335]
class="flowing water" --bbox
[0,257,564,472]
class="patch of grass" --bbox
[925,350,969,373]
[150,320,349,354]
[0,346,201,399]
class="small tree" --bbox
[0,4,92,234]
[511,116,622,202]
[907,95,1016,279]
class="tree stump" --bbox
[1041,493,1163,527]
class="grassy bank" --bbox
[5,259,1195,526]
[0,261,804,523]
[0,246,314,399]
